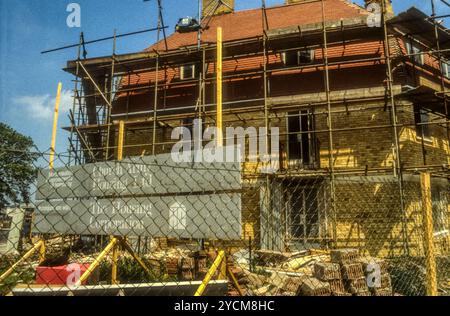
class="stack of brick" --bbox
[331,249,371,296]
[165,257,179,276]
[359,257,393,296]
[313,262,350,296]
[193,251,208,279]
[296,277,332,296]
[180,257,195,280]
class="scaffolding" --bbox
[58,0,450,247]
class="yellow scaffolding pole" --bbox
[78,237,119,285]
[111,242,119,285]
[49,82,62,170]
[420,172,438,296]
[195,250,225,297]
[77,237,153,286]
[227,266,244,296]
[117,120,125,161]
[0,240,45,284]
[216,27,223,147]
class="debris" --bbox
[281,255,329,270]
[329,279,346,294]
[331,249,360,264]
[314,262,341,281]
[345,277,369,294]
[297,277,331,296]
[358,257,388,275]
[341,263,364,280]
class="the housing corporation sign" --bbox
[34,152,242,240]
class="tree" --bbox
[0,123,38,209]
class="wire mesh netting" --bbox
[0,148,448,297]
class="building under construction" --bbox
[63,0,449,257]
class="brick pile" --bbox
[296,249,394,296]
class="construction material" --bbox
[345,278,369,295]
[329,279,346,295]
[331,249,360,264]
[297,277,331,296]
[341,263,364,280]
[314,262,341,281]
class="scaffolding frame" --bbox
[63,0,450,251]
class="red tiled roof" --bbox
[149,0,368,51]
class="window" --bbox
[414,105,431,140]
[180,64,196,80]
[432,187,449,235]
[283,49,315,66]
[0,214,12,245]
[441,60,450,78]
[288,184,320,242]
[287,110,317,168]
[405,41,424,65]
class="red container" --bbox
[36,264,91,286]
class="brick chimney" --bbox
[202,0,235,17]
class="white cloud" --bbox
[13,90,73,121]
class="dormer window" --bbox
[405,41,424,65]
[180,64,196,80]
[283,49,315,67]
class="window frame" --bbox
[405,41,425,65]
[282,49,315,67]
[432,187,449,236]
[180,63,196,80]
[441,60,450,78]
[414,105,432,142]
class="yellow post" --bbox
[420,172,438,296]
[77,237,118,286]
[0,240,44,284]
[227,266,244,296]
[111,243,119,285]
[49,82,62,170]
[120,238,153,277]
[194,250,225,297]
[216,27,223,147]
[219,252,227,280]
[117,120,125,161]
[39,241,46,265]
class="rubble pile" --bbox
[234,248,395,296]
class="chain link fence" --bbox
[0,148,448,296]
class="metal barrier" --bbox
[0,148,448,296]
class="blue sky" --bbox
[0,0,447,153]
